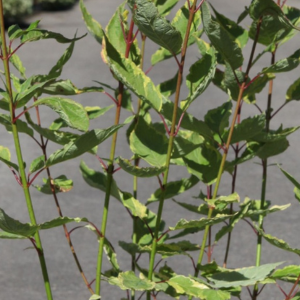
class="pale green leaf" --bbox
[286,77,300,101]
[168,275,210,297]
[0,146,19,171]
[108,271,155,291]
[258,229,300,256]
[208,262,283,287]
[0,231,28,239]
[102,34,162,111]
[31,97,89,132]
[80,0,103,44]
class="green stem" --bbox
[131,33,146,300]
[147,1,198,298]
[252,49,276,300]
[194,17,263,277]
[95,19,135,296]
[0,2,53,299]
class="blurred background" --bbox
[1,0,300,299]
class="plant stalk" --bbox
[0,2,53,299]
[147,1,198,298]
[194,17,262,277]
[95,19,135,296]
[252,49,276,300]
[223,104,242,268]
[33,103,94,294]
[131,33,146,300]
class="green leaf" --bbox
[0,231,28,239]
[0,146,19,171]
[25,112,79,146]
[262,49,300,74]
[222,115,266,144]
[9,52,26,78]
[29,155,45,174]
[215,201,250,242]
[85,105,114,120]
[118,157,166,177]
[155,0,179,16]
[128,0,182,53]
[106,3,140,66]
[201,2,243,70]
[147,175,199,204]
[255,138,289,159]
[279,167,300,203]
[15,78,52,108]
[102,34,162,111]
[210,3,248,48]
[151,1,201,65]
[20,29,86,44]
[31,97,89,132]
[46,125,123,167]
[48,41,75,78]
[169,214,236,231]
[119,190,148,219]
[258,229,300,256]
[89,295,101,300]
[129,118,168,167]
[108,271,155,291]
[157,72,179,97]
[41,80,104,96]
[34,175,73,194]
[0,208,38,237]
[80,161,121,201]
[183,139,222,184]
[39,216,88,230]
[0,114,33,137]
[161,101,213,140]
[249,0,300,31]
[85,224,120,272]
[119,240,198,258]
[183,47,216,110]
[168,275,211,298]
[271,265,300,283]
[208,262,282,288]
[80,0,103,44]
[204,101,232,135]
[286,77,300,101]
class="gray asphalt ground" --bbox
[1,0,300,299]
